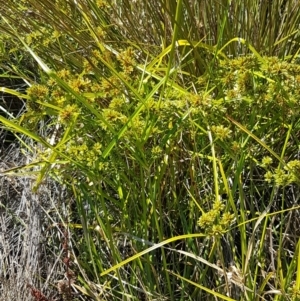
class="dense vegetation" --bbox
[1,1,300,300]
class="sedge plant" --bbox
[1,1,300,300]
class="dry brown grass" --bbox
[0,141,73,301]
